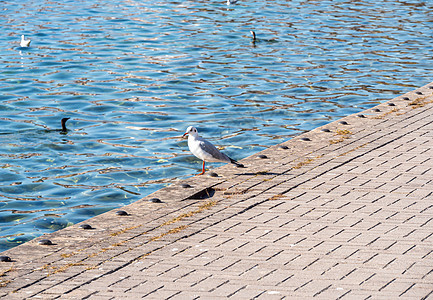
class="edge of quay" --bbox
[1,81,433,296]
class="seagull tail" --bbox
[230,158,244,168]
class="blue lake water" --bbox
[0,0,432,252]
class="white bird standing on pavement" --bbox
[20,35,31,47]
[183,126,244,175]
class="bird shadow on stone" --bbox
[186,187,215,200]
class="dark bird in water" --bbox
[0,117,72,136]
[60,118,70,134]
[250,30,277,44]
[251,30,257,43]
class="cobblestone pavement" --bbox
[1,83,433,299]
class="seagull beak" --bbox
[182,132,188,138]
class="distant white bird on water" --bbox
[227,0,239,5]
[20,35,31,47]
[183,126,244,175]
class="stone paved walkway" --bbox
[1,83,433,299]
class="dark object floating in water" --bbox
[38,239,53,245]
[257,154,268,159]
[250,30,277,44]
[116,210,129,216]
[149,198,162,203]
[0,256,11,262]
[42,117,71,134]
[80,224,93,230]
[60,117,70,134]
[181,183,192,188]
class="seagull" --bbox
[227,0,238,5]
[20,35,31,47]
[183,126,244,175]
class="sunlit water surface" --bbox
[0,0,432,251]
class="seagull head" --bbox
[183,126,199,138]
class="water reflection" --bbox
[0,0,432,251]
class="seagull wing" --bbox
[198,138,231,163]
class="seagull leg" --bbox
[198,161,206,175]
